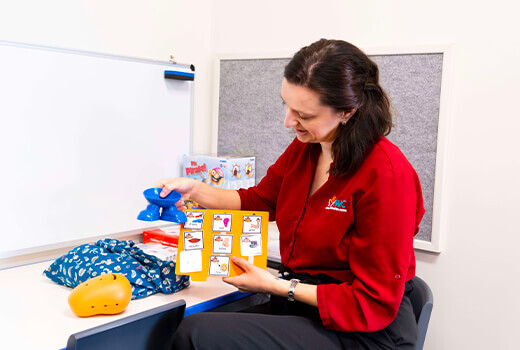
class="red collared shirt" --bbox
[237,137,425,332]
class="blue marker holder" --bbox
[164,70,194,81]
[137,188,187,223]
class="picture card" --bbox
[179,250,203,273]
[212,234,233,255]
[240,234,263,256]
[242,215,262,234]
[209,255,231,276]
[183,231,204,250]
[184,211,205,229]
[212,213,233,232]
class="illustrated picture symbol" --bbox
[250,218,260,229]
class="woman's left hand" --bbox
[223,256,277,294]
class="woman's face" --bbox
[281,78,344,144]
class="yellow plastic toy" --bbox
[68,273,132,317]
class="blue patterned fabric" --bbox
[43,238,189,299]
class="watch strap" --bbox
[287,278,300,302]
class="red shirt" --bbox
[237,137,425,332]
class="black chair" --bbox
[67,299,186,350]
[409,276,434,350]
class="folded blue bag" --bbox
[43,238,189,299]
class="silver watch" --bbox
[287,278,300,302]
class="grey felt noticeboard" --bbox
[217,51,447,251]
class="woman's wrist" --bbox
[189,178,209,206]
[190,178,202,197]
[270,276,319,307]
[271,276,291,297]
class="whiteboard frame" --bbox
[0,40,195,71]
[212,43,454,253]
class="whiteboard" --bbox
[0,41,194,257]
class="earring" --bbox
[341,120,347,125]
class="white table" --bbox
[0,260,248,350]
[0,222,282,349]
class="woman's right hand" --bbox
[155,177,241,211]
[154,177,200,209]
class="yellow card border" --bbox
[175,209,269,281]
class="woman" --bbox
[157,39,424,349]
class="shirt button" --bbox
[394,274,401,280]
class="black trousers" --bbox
[171,277,417,350]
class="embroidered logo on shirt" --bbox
[326,196,348,212]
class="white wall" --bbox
[2,1,519,349]
[0,0,216,154]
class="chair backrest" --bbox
[67,299,186,350]
[409,276,433,350]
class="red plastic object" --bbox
[143,228,179,248]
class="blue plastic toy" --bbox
[137,188,187,223]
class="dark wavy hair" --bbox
[284,39,393,177]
